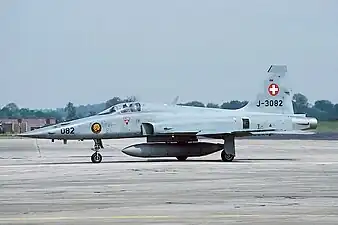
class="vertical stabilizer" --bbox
[240,65,294,114]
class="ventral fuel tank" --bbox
[121,142,224,158]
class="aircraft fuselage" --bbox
[20,106,317,141]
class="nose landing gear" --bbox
[91,139,104,163]
[91,151,102,163]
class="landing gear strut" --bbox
[221,135,235,162]
[91,139,104,163]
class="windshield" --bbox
[97,102,142,115]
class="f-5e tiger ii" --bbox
[18,65,318,163]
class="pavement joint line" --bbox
[0,214,338,221]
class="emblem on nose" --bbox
[91,122,102,134]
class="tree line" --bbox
[0,93,337,122]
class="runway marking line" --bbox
[0,215,170,221]
[0,214,338,221]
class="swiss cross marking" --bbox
[268,83,279,96]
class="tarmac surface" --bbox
[1,138,338,224]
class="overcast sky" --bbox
[1,0,337,109]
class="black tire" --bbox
[176,156,188,161]
[221,150,235,162]
[91,152,102,163]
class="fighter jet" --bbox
[18,65,318,163]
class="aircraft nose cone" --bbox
[17,129,50,139]
[17,130,40,138]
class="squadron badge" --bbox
[91,122,102,134]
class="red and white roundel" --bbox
[268,83,279,96]
[123,117,130,125]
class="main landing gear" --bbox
[221,135,235,162]
[91,139,104,163]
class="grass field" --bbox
[316,121,338,133]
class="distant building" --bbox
[0,118,56,134]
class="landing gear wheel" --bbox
[221,150,235,162]
[176,156,188,161]
[91,152,102,163]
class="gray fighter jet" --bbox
[19,65,318,163]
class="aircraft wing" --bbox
[148,120,278,138]
[197,128,276,137]
[147,119,316,138]
[249,130,316,135]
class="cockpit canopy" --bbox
[97,102,142,115]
